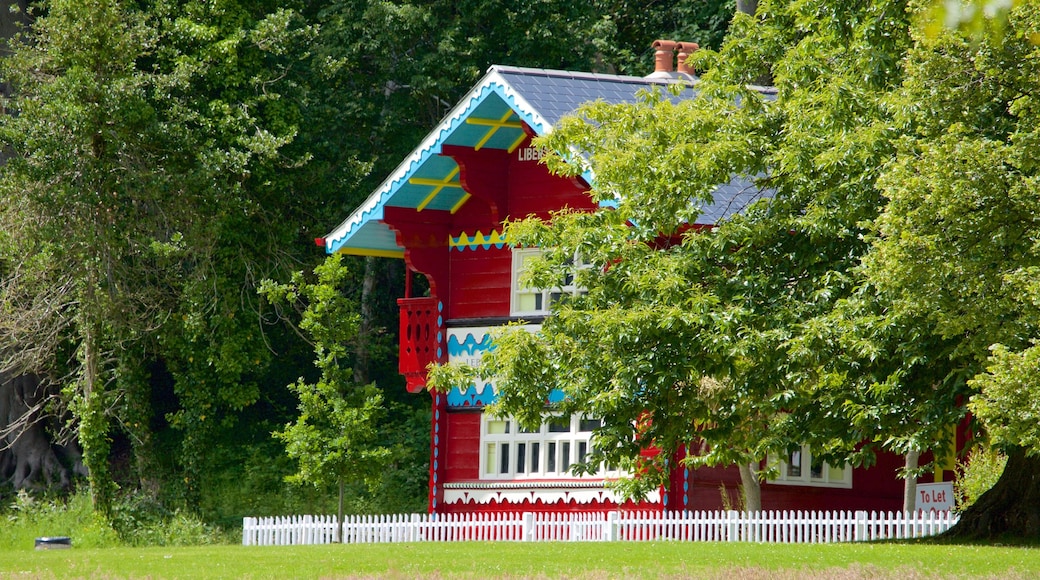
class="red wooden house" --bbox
[319,52,957,515]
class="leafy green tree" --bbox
[432,0,1040,538]
[0,0,179,512]
[260,255,391,540]
[433,0,916,510]
[864,3,1040,537]
[432,0,969,515]
[0,0,308,512]
[143,0,319,506]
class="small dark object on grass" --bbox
[35,537,72,550]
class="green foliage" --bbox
[923,0,1028,40]
[431,0,935,502]
[0,0,314,512]
[196,435,337,525]
[0,490,119,550]
[358,401,431,514]
[0,489,232,549]
[865,4,1040,467]
[969,344,1040,453]
[109,491,230,546]
[955,446,1008,512]
[0,0,737,525]
[433,0,1040,511]
[260,254,392,491]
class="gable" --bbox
[321,66,689,258]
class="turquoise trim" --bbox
[445,385,566,408]
[448,332,494,357]
[447,384,498,407]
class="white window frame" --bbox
[768,445,852,488]
[479,414,617,480]
[510,248,587,317]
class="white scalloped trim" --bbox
[443,484,661,506]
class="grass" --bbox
[3,541,1040,579]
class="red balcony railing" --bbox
[398,296,441,393]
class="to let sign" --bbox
[916,481,954,512]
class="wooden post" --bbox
[337,478,345,543]
[522,512,535,542]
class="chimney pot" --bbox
[676,42,699,76]
[651,39,677,74]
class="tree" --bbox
[431,0,1040,538]
[260,255,391,540]
[863,3,1040,537]
[0,0,176,511]
[431,0,970,514]
[0,0,307,512]
[0,0,737,520]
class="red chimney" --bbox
[651,40,677,75]
[676,42,699,76]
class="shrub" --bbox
[0,489,120,550]
[120,510,230,546]
[110,490,232,546]
[954,446,1007,512]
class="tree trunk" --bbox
[738,462,762,512]
[0,372,82,491]
[736,0,758,16]
[945,446,1040,540]
[354,256,377,385]
[79,287,114,515]
[338,476,345,544]
[903,449,920,513]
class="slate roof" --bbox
[322,65,774,256]
[493,66,681,126]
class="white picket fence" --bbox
[242,509,959,546]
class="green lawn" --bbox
[3,541,1040,579]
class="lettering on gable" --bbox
[516,147,544,162]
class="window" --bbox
[510,249,587,316]
[480,414,617,480]
[768,445,852,488]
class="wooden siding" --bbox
[678,452,907,513]
[447,247,511,320]
[444,410,481,482]
[506,143,595,219]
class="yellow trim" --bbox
[450,193,471,214]
[473,129,496,151]
[408,177,462,188]
[449,229,507,249]
[936,424,958,481]
[336,247,405,259]
[468,110,520,151]
[412,167,461,212]
[465,118,523,128]
[507,132,528,153]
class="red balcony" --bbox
[398,296,442,393]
